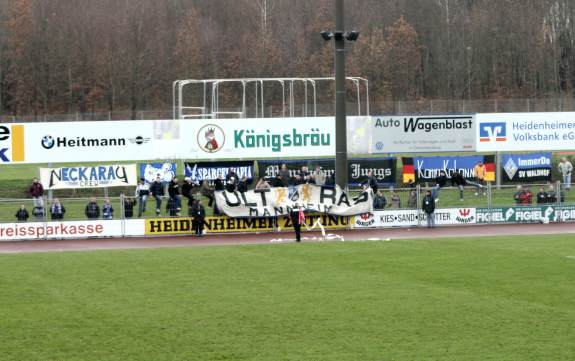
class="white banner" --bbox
[215,184,373,217]
[0,219,144,241]
[40,164,138,189]
[348,115,476,154]
[476,112,575,151]
[353,208,477,228]
[180,117,335,159]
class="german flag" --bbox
[483,155,495,182]
[402,157,415,183]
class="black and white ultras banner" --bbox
[215,184,373,217]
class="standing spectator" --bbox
[365,170,378,194]
[278,163,291,187]
[168,176,182,216]
[389,188,401,209]
[558,157,573,190]
[407,189,417,209]
[312,165,326,186]
[85,197,100,219]
[189,199,206,237]
[255,177,271,190]
[225,167,239,191]
[422,190,436,229]
[289,206,305,242]
[28,177,44,208]
[513,186,525,205]
[124,197,136,218]
[50,199,66,220]
[102,198,114,220]
[432,170,448,202]
[135,178,150,217]
[297,165,312,184]
[373,190,387,210]
[536,187,548,204]
[149,176,164,216]
[474,161,487,195]
[15,204,29,222]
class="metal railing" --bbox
[3,97,575,122]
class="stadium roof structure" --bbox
[172,77,369,119]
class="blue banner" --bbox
[406,155,496,182]
[139,163,177,184]
[501,153,552,182]
[184,161,254,182]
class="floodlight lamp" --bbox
[321,31,333,41]
[345,31,360,41]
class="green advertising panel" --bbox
[477,205,575,223]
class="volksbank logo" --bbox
[0,125,25,162]
[374,116,473,133]
[234,128,330,152]
[41,135,149,150]
[479,122,507,142]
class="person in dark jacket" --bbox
[149,176,164,216]
[124,197,136,218]
[189,199,206,236]
[15,204,29,222]
[181,177,194,204]
[85,197,100,219]
[278,163,291,187]
[422,190,435,228]
[225,168,239,191]
[536,187,548,204]
[289,206,305,242]
[29,178,44,208]
[168,177,182,216]
[432,170,448,202]
[365,170,378,194]
[50,199,66,220]
[237,176,250,192]
[214,176,225,191]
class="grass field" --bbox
[1,234,574,360]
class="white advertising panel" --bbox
[180,117,335,159]
[348,115,476,154]
[17,119,180,164]
[476,112,575,151]
[0,219,145,241]
[40,164,138,189]
[353,208,476,228]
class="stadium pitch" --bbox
[1,234,574,360]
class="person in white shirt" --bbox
[135,178,150,217]
[558,157,573,190]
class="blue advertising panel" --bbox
[501,153,552,182]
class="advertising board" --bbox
[477,112,575,151]
[348,115,476,154]
[144,214,349,235]
[180,117,335,159]
[0,219,144,241]
[353,208,477,228]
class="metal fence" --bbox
[2,182,573,225]
[3,97,575,122]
